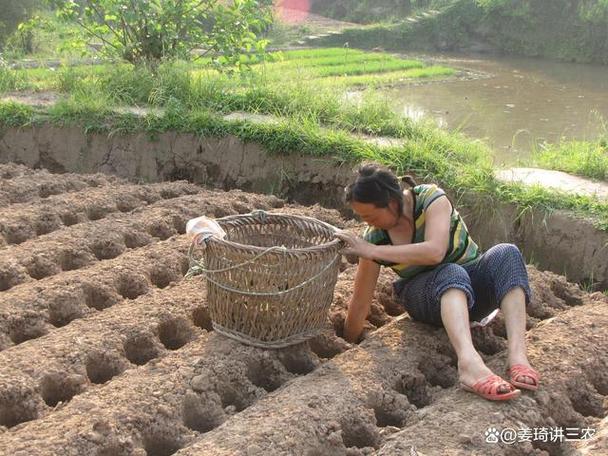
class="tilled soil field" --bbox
[0,163,606,456]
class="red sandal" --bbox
[508,364,540,391]
[461,374,521,401]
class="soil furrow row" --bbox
[0,322,341,455]
[0,236,191,350]
[0,203,352,351]
[0,167,122,208]
[0,190,283,292]
[0,278,209,432]
[0,244,389,442]
[0,259,388,430]
[0,262,390,408]
[0,181,202,247]
[168,294,608,456]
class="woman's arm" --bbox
[337,197,452,266]
[344,258,381,343]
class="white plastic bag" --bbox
[470,308,499,328]
[186,216,226,244]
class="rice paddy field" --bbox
[2,48,455,95]
[247,49,455,86]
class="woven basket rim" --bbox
[207,211,343,254]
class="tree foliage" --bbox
[49,0,273,66]
[0,0,43,47]
[579,0,608,22]
[476,0,608,22]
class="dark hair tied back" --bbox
[399,175,417,188]
[345,163,414,215]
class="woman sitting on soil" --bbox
[335,163,540,401]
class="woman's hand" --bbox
[344,317,375,344]
[335,230,376,259]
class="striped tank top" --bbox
[362,184,479,280]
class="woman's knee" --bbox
[485,243,524,263]
[481,243,531,305]
[434,264,474,309]
[435,263,470,281]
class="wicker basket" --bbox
[188,211,343,348]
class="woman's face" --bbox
[351,200,399,230]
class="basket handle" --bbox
[185,240,341,296]
[186,241,291,277]
[200,253,340,296]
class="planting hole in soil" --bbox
[0,389,39,428]
[157,317,195,350]
[86,352,127,384]
[182,391,224,433]
[39,372,85,407]
[84,283,119,310]
[191,307,213,332]
[124,333,162,366]
[115,273,150,300]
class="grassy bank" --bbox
[1,99,607,233]
[309,1,482,53]
[309,0,453,24]
[528,138,608,182]
[1,49,455,137]
[1,48,608,231]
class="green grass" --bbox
[528,138,608,182]
[0,65,30,93]
[0,102,36,126]
[1,47,607,231]
[3,97,607,233]
[270,53,394,68]
[316,66,455,88]
[314,59,423,77]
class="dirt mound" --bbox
[0,163,606,455]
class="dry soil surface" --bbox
[0,163,606,456]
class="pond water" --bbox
[383,53,608,165]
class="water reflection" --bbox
[383,53,608,164]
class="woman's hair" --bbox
[344,163,417,215]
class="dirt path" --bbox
[274,6,357,31]
[0,164,606,455]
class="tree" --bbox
[0,0,42,48]
[579,0,608,23]
[50,0,273,67]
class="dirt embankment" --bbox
[3,125,607,289]
[0,163,606,455]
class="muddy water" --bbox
[383,53,608,165]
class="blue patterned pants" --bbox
[393,243,531,327]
